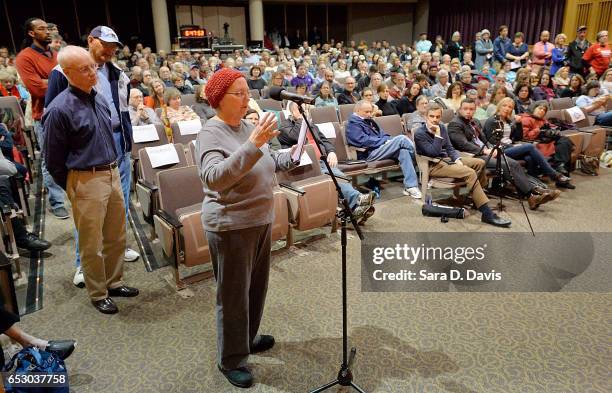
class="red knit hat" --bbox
[205,68,245,108]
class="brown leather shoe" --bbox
[533,186,561,201]
[528,193,547,210]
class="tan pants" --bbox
[66,167,126,301]
[429,156,489,208]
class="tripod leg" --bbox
[350,382,368,393]
[309,379,340,393]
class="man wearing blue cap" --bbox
[45,26,140,289]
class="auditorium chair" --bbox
[550,97,574,110]
[135,143,189,226]
[131,124,169,187]
[310,106,340,124]
[153,165,212,289]
[249,89,261,99]
[275,145,338,236]
[329,122,369,177]
[256,99,283,112]
[170,118,205,146]
[180,94,196,107]
[338,104,355,123]
[0,202,28,280]
[441,108,455,124]
[374,114,404,137]
[563,108,607,160]
[0,96,34,178]
[406,132,466,202]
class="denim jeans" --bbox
[366,135,418,188]
[595,111,612,127]
[504,143,556,178]
[319,163,361,209]
[33,120,65,209]
[75,130,131,267]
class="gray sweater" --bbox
[196,118,294,232]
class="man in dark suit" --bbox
[447,99,559,210]
[567,26,590,76]
[414,102,511,227]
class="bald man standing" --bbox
[43,46,139,314]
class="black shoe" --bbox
[250,334,275,353]
[358,206,375,225]
[556,180,576,189]
[481,214,511,228]
[16,233,51,252]
[91,298,118,314]
[108,285,139,297]
[45,340,76,360]
[218,364,253,388]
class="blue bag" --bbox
[2,347,69,393]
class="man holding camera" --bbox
[414,103,511,227]
[448,99,560,210]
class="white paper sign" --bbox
[317,122,336,139]
[145,144,180,168]
[510,60,521,69]
[132,124,160,143]
[566,106,586,123]
[177,119,201,135]
[291,117,308,162]
[297,150,313,167]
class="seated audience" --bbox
[159,66,173,87]
[361,87,382,116]
[193,84,217,120]
[448,99,558,210]
[405,95,429,132]
[345,101,421,198]
[532,72,556,101]
[172,72,193,95]
[144,78,166,109]
[247,66,266,91]
[395,82,422,115]
[576,81,612,126]
[442,81,466,112]
[599,68,612,94]
[460,70,475,92]
[483,98,574,188]
[291,64,314,90]
[278,102,376,222]
[244,109,281,150]
[314,81,338,107]
[312,69,342,97]
[552,67,571,91]
[388,72,408,100]
[164,87,200,124]
[519,103,576,176]
[414,103,511,227]
[337,77,360,104]
[375,85,399,116]
[430,69,451,98]
[486,85,512,117]
[514,83,534,114]
[559,74,585,98]
[128,88,162,126]
[187,64,204,86]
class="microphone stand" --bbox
[295,103,367,393]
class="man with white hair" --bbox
[43,46,139,314]
[128,88,161,126]
[346,101,421,199]
[430,69,450,98]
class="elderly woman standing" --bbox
[475,29,494,69]
[195,68,296,388]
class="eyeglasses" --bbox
[225,91,249,98]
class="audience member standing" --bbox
[583,30,611,77]
[445,31,465,62]
[475,29,494,69]
[493,25,511,69]
[45,26,140,288]
[15,18,68,220]
[44,46,139,314]
[567,26,590,76]
[532,31,554,72]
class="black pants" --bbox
[0,177,27,243]
[482,154,533,195]
[551,136,574,169]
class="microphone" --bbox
[269,86,316,105]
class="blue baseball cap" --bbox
[90,26,123,47]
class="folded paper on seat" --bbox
[146,144,180,168]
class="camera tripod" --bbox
[468,129,535,236]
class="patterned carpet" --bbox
[10,168,612,393]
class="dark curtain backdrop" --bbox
[427,0,566,48]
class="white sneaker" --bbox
[73,267,84,288]
[403,187,422,199]
[124,248,140,262]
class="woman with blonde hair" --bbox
[552,66,570,90]
[551,33,568,76]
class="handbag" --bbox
[2,347,69,393]
[577,154,600,176]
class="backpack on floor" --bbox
[2,347,69,393]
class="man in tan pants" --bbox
[414,102,511,228]
[43,46,139,314]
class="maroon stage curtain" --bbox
[427,0,566,49]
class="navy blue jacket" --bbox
[345,113,389,160]
[493,36,511,63]
[42,86,118,189]
[45,61,133,153]
[414,123,460,162]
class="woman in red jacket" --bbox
[583,30,611,77]
[519,103,574,177]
